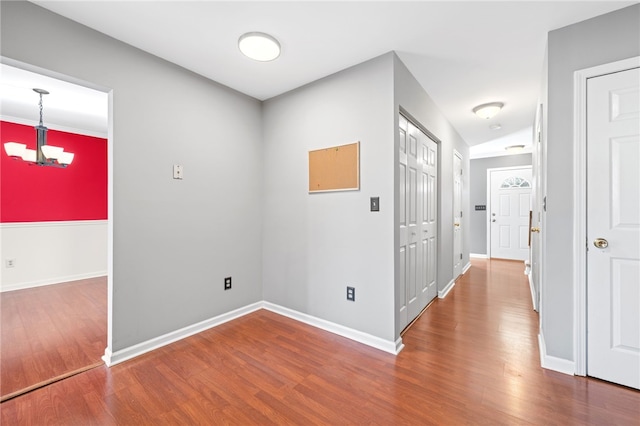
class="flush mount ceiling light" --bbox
[505,144,525,152]
[3,88,74,167]
[473,102,504,119]
[238,32,281,62]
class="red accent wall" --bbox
[1,121,107,222]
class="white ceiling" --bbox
[5,1,634,156]
[0,63,108,137]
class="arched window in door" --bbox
[500,176,531,189]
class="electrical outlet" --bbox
[224,277,232,290]
[347,286,355,302]
[5,258,16,268]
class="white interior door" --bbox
[587,66,640,390]
[420,126,438,306]
[399,114,437,331]
[489,167,532,261]
[453,151,463,279]
[530,104,544,312]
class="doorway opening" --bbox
[0,59,113,401]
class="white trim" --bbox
[486,165,532,259]
[470,253,487,259]
[538,332,575,376]
[103,302,263,366]
[527,269,539,312]
[263,302,403,355]
[572,56,640,377]
[453,149,464,280]
[438,278,455,299]
[0,220,108,229]
[102,301,404,367]
[1,271,107,293]
[462,261,471,274]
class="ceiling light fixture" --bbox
[238,32,281,62]
[505,144,525,152]
[3,88,74,167]
[473,102,504,119]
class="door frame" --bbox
[396,108,440,335]
[453,150,463,279]
[486,165,532,259]
[1,56,115,366]
[572,55,640,376]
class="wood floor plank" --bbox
[2,260,639,424]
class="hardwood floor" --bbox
[1,277,107,400]
[2,260,639,424]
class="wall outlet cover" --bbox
[347,286,355,301]
[173,164,184,180]
[224,277,232,290]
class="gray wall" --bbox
[544,4,640,360]
[393,55,470,335]
[262,54,397,342]
[469,154,532,255]
[1,2,264,352]
[262,53,471,343]
[2,2,473,354]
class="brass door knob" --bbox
[531,227,540,233]
[593,238,608,249]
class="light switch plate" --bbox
[370,197,380,212]
[173,164,183,180]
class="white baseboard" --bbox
[528,272,539,312]
[103,300,404,367]
[103,302,263,366]
[438,279,455,299]
[538,332,575,376]
[470,253,487,259]
[263,302,402,355]
[1,271,108,292]
[462,262,471,275]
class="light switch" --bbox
[370,197,380,212]
[173,164,183,180]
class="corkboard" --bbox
[309,142,360,193]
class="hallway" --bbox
[1,259,638,424]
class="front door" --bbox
[489,167,532,261]
[587,66,639,389]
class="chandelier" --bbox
[3,88,75,167]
